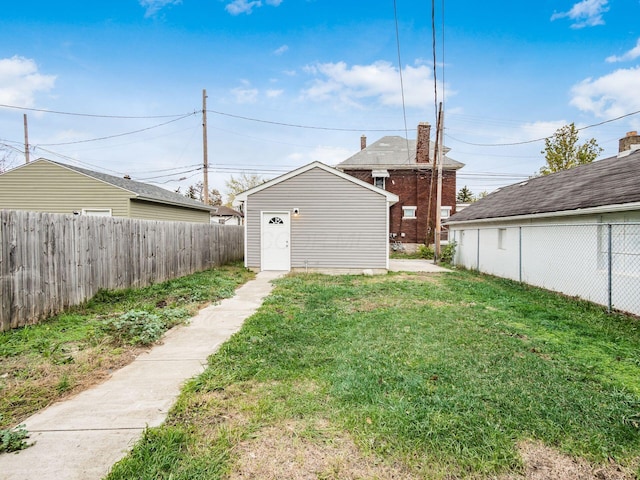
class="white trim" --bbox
[446,201,640,227]
[81,208,112,216]
[234,161,399,205]
[371,169,390,178]
[402,205,417,219]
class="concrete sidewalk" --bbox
[389,258,449,273]
[0,270,283,480]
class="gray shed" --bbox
[234,161,399,273]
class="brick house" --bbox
[336,123,464,247]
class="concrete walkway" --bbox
[0,270,283,480]
[389,258,449,273]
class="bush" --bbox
[417,244,434,259]
[440,241,457,264]
[101,310,166,346]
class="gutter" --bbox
[445,201,640,226]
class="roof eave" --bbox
[446,201,640,226]
[133,195,213,212]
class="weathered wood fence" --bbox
[0,210,244,331]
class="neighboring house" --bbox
[445,131,640,315]
[336,122,464,248]
[234,161,399,273]
[210,205,243,225]
[0,158,213,223]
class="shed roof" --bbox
[234,161,399,204]
[10,158,213,212]
[446,150,640,224]
[337,136,464,170]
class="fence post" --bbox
[476,228,480,271]
[519,226,522,282]
[607,223,612,313]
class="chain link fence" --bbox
[450,223,640,316]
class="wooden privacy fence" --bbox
[0,210,244,331]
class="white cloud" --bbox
[570,67,640,118]
[286,145,352,167]
[550,0,609,28]
[225,0,283,15]
[139,0,182,18]
[231,80,259,103]
[606,38,640,63]
[519,120,569,140]
[301,60,447,109]
[266,89,283,98]
[274,45,289,56]
[0,56,56,106]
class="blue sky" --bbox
[1,0,639,199]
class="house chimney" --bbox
[619,131,640,154]
[360,134,367,150]
[416,122,431,163]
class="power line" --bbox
[0,103,194,119]
[446,109,640,147]
[392,0,411,161]
[36,114,196,146]
[205,109,407,132]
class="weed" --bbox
[0,415,31,453]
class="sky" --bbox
[1,0,640,202]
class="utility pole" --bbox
[23,114,30,164]
[434,102,444,260]
[202,89,209,205]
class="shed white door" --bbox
[261,212,291,271]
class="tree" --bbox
[456,185,474,203]
[539,123,602,175]
[182,181,222,205]
[225,173,266,206]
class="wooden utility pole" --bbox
[202,89,209,205]
[23,114,30,163]
[434,102,444,260]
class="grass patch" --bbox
[108,269,640,479]
[0,263,254,430]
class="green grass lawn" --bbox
[0,264,254,430]
[107,269,640,479]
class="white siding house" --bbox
[446,133,640,315]
[234,162,399,273]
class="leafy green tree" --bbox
[225,173,266,206]
[456,186,474,203]
[540,123,602,175]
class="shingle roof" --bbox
[211,205,243,217]
[41,159,212,212]
[337,136,464,170]
[446,150,640,223]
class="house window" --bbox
[403,206,417,219]
[441,206,452,219]
[498,228,507,250]
[268,217,284,225]
[81,208,112,217]
[372,169,389,190]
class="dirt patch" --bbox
[0,344,145,428]
[228,419,419,480]
[499,441,636,480]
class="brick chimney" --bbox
[619,131,640,153]
[360,134,367,150]
[416,122,431,163]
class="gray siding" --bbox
[246,167,388,270]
